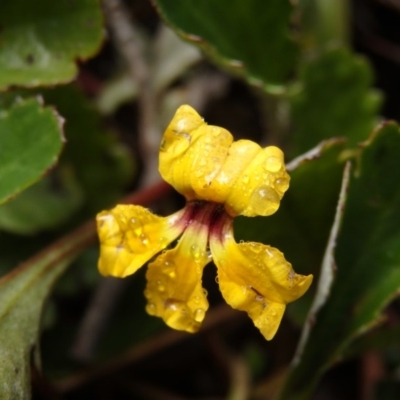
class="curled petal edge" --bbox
[96,205,185,278]
[210,232,313,340]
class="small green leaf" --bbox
[279,122,400,399]
[291,48,381,156]
[0,168,84,235]
[0,0,104,90]
[0,98,64,205]
[153,0,297,88]
[0,85,135,212]
[0,222,94,399]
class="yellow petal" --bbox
[159,105,233,201]
[96,205,185,278]
[144,218,210,333]
[210,231,313,340]
[159,106,290,217]
[225,145,290,217]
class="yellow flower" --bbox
[97,105,313,340]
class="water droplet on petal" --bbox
[215,275,220,284]
[194,308,205,322]
[140,233,149,246]
[168,271,176,279]
[249,243,262,253]
[146,303,156,315]
[190,244,201,260]
[264,156,282,172]
[271,308,277,316]
[250,186,280,215]
[275,177,289,192]
[202,289,208,298]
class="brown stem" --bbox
[102,0,160,185]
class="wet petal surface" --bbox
[159,105,290,217]
[145,217,211,333]
[97,205,185,277]
[210,228,313,340]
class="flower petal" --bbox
[96,205,185,278]
[159,105,233,201]
[225,145,290,217]
[159,106,290,217]
[144,219,210,333]
[210,231,313,340]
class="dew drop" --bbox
[140,233,149,246]
[199,158,207,167]
[202,289,208,298]
[275,177,289,192]
[163,260,175,274]
[242,175,249,184]
[264,156,282,172]
[215,275,220,284]
[146,303,156,315]
[249,186,280,215]
[190,244,200,259]
[194,308,205,322]
[271,308,277,316]
[249,243,262,253]
[157,280,165,292]
[131,218,143,236]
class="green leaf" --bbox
[291,48,381,156]
[0,168,84,235]
[0,221,95,399]
[0,0,104,90]
[0,85,135,212]
[298,0,350,49]
[153,0,297,88]
[279,122,400,399]
[0,98,64,205]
